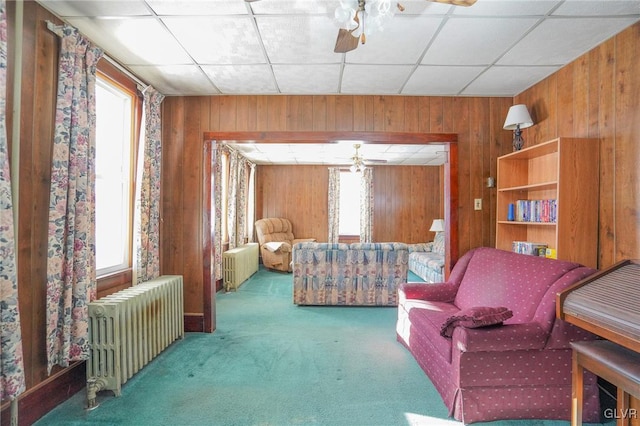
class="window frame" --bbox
[95,60,142,294]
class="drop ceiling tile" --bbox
[422,17,539,65]
[553,0,640,16]
[146,0,248,15]
[273,64,340,94]
[201,65,277,94]
[65,17,192,65]
[451,0,561,16]
[341,64,413,94]
[403,65,484,95]
[162,16,266,64]
[256,16,343,63]
[461,65,559,96]
[38,0,151,17]
[249,0,337,14]
[499,17,640,66]
[346,16,442,64]
[129,65,219,95]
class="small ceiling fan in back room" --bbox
[333,0,477,53]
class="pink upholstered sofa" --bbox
[396,247,601,424]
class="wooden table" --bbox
[571,340,640,426]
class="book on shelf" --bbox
[515,199,557,223]
[512,241,548,256]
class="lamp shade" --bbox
[429,219,445,233]
[503,104,533,130]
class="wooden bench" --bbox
[571,340,640,426]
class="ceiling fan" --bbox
[334,0,477,53]
[348,144,386,172]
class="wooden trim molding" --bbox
[1,362,85,426]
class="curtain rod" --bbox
[45,20,149,91]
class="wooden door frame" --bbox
[202,131,458,333]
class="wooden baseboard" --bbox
[184,313,204,332]
[0,361,85,426]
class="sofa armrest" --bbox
[262,241,292,253]
[398,282,457,302]
[408,242,433,253]
[453,323,549,353]
[293,238,316,245]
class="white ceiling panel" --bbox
[146,0,249,15]
[257,15,343,63]
[553,0,640,16]
[129,64,219,95]
[226,143,448,165]
[163,16,266,64]
[249,0,338,14]
[40,0,152,17]
[422,17,539,65]
[65,17,192,65]
[462,65,559,96]
[403,65,484,95]
[37,0,640,97]
[342,64,414,94]
[201,65,277,94]
[273,64,341,93]
[498,17,640,66]
[346,16,443,64]
[451,0,561,16]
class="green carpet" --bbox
[36,267,612,426]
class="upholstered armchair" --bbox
[254,218,315,272]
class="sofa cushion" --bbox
[440,306,513,338]
[453,247,582,324]
[407,302,459,361]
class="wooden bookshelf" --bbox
[495,138,599,268]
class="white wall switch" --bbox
[474,198,482,210]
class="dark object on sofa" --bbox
[396,246,601,424]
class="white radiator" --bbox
[223,243,259,291]
[86,275,184,408]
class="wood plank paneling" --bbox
[10,2,640,420]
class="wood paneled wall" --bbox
[255,165,329,240]
[516,22,640,269]
[373,165,443,243]
[7,0,640,421]
[255,165,442,243]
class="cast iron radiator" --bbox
[223,243,259,291]
[86,275,184,408]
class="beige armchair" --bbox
[255,218,315,272]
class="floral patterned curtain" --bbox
[327,167,340,243]
[212,145,224,281]
[247,163,256,243]
[360,168,373,243]
[45,24,103,373]
[226,150,238,249]
[134,86,164,284]
[0,0,26,401]
[235,157,248,246]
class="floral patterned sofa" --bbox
[397,247,601,423]
[408,231,445,282]
[292,242,409,306]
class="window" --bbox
[95,74,135,275]
[338,171,361,236]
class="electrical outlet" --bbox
[474,198,482,210]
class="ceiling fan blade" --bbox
[427,0,477,6]
[334,28,359,53]
[365,159,388,164]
